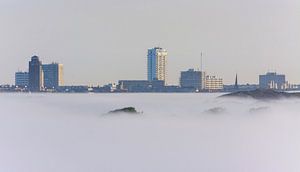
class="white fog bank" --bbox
[0,93,300,172]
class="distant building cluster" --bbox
[15,56,64,92]
[118,47,224,93]
[179,69,223,92]
[1,47,299,93]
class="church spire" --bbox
[234,74,238,90]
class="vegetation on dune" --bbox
[109,107,140,114]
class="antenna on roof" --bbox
[200,52,203,72]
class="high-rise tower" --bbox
[29,56,44,92]
[43,63,64,89]
[147,47,167,82]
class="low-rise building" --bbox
[15,72,29,87]
[180,69,205,91]
[205,76,223,91]
[56,86,89,93]
[118,80,165,92]
[259,72,286,90]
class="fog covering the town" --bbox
[1,93,300,172]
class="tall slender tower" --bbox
[147,47,167,82]
[29,56,43,92]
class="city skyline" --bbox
[3,49,300,87]
[0,0,299,85]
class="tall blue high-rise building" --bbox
[29,56,43,92]
[42,63,64,89]
[147,47,167,82]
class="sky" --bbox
[0,0,299,85]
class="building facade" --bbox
[118,80,165,92]
[147,47,167,82]
[42,63,64,89]
[259,72,286,90]
[205,76,223,91]
[29,56,43,92]
[15,72,29,87]
[180,69,206,91]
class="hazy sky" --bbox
[0,0,299,85]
